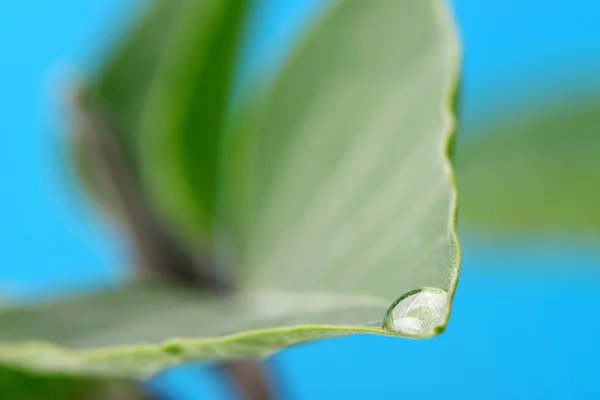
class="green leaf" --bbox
[94,0,183,166]
[222,0,460,303]
[139,0,250,245]
[456,97,600,232]
[76,0,250,248]
[0,285,428,378]
[73,0,182,206]
[0,365,142,400]
[1,0,460,378]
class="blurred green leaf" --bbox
[77,0,249,249]
[139,0,250,245]
[457,98,600,232]
[74,0,182,206]
[1,0,460,378]
[0,365,142,400]
[94,0,183,166]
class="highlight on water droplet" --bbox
[384,287,449,337]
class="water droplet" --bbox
[384,287,449,336]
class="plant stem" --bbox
[220,360,276,400]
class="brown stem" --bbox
[70,88,227,290]
[219,360,276,400]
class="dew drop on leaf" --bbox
[384,287,449,336]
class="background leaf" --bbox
[222,0,460,308]
[0,365,142,400]
[456,96,600,232]
[0,285,407,378]
[74,0,182,207]
[138,0,251,248]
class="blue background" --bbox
[2,0,600,398]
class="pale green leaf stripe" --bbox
[224,0,460,310]
[457,98,600,231]
[0,0,460,378]
[140,0,250,245]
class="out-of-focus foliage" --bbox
[0,0,460,381]
[457,97,600,232]
[76,0,249,248]
[0,366,141,400]
[137,0,249,246]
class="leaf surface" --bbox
[0,0,460,378]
